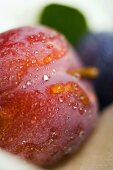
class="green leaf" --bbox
[39,4,88,45]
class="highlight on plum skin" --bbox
[0,26,98,167]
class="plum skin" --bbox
[0,26,98,166]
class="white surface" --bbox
[0,0,113,33]
[0,150,42,170]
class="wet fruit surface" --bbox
[0,26,98,166]
[78,33,113,109]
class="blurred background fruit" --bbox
[77,33,113,109]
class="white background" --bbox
[0,0,113,33]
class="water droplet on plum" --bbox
[79,130,84,137]
[51,69,56,75]
[26,80,32,86]
[79,107,84,115]
[46,44,53,49]
[59,96,64,103]
[22,84,26,89]
[73,105,77,110]
[43,74,50,81]
[32,60,36,64]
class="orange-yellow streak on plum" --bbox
[43,55,53,64]
[49,83,75,94]
[68,67,99,79]
[49,82,90,106]
[16,48,66,79]
[79,91,90,106]
[49,84,65,94]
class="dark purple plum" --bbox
[78,33,113,109]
